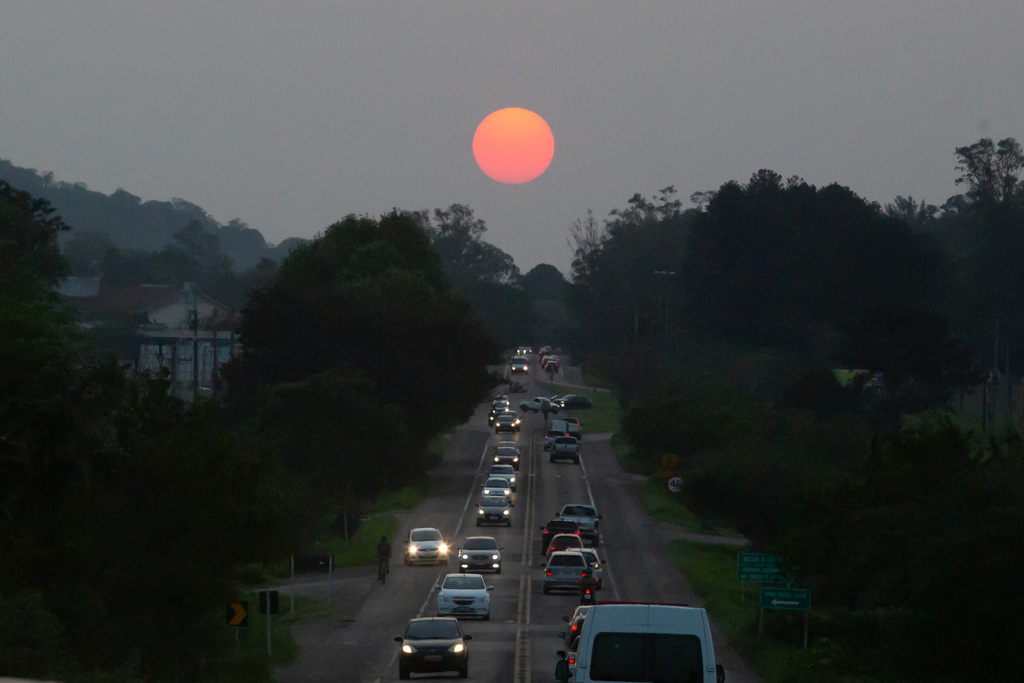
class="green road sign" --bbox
[760,587,811,611]
[737,552,794,583]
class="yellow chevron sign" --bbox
[227,601,249,627]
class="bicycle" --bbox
[378,557,389,583]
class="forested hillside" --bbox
[0,158,301,269]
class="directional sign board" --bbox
[226,601,249,627]
[760,587,811,611]
[737,552,794,583]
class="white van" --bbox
[554,603,725,683]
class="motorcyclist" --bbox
[376,535,392,579]
[578,565,599,604]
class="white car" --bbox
[404,527,450,566]
[481,477,512,501]
[488,464,517,491]
[578,548,604,589]
[436,572,494,620]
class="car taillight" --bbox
[546,571,553,576]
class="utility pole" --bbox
[654,271,676,364]
[188,282,199,402]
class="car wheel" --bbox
[549,454,555,463]
[543,585,550,594]
[483,612,490,621]
[506,520,512,527]
[459,660,468,679]
[475,520,481,526]
[399,665,410,680]
[597,579,603,590]
[496,566,502,574]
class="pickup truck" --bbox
[548,436,580,464]
[556,503,601,546]
[519,396,559,414]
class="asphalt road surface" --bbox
[273,365,763,682]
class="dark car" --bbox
[557,394,593,409]
[493,445,521,470]
[494,411,521,433]
[539,518,580,555]
[395,617,472,679]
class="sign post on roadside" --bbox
[759,586,812,649]
[737,552,795,601]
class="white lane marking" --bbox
[580,446,620,600]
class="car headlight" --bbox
[409,545,418,555]
[450,643,465,654]
[438,595,452,603]
[509,476,516,485]
[503,489,511,496]
[513,457,519,463]
[502,509,510,516]
[462,553,471,559]
[438,543,448,554]
[403,644,416,654]
[478,509,485,515]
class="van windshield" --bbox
[590,632,703,682]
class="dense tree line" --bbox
[0,188,503,679]
[568,138,1024,680]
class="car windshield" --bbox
[463,538,498,550]
[481,496,507,506]
[405,619,461,640]
[443,575,486,590]
[484,479,507,488]
[491,466,514,474]
[410,529,442,542]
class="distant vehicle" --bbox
[539,519,580,555]
[481,477,512,501]
[549,436,581,464]
[557,394,593,410]
[556,503,601,546]
[559,604,592,651]
[435,572,494,620]
[546,533,585,559]
[544,419,571,450]
[458,536,503,573]
[577,548,603,589]
[515,346,533,355]
[520,396,559,414]
[404,527,450,566]
[488,464,517,490]
[494,411,521,433]
[510,355,530,374]
[476,495,513,527]
[488,398,509,425]
[493,446,520,470]
[562,416,582,440]
[543,550,588,594]
[395,616,471,680]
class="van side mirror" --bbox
[716,664,725,683]
[554,659,570,682]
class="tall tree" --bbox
[222,212,502,502]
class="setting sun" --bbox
[472,107,554,184]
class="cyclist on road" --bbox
[377,535,392,581]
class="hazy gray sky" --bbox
[2,2,1022,274]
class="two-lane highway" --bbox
[274,362,762,681]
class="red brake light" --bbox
[547,571,553,576]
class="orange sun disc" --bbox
[473,107,554,184]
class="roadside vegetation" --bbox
[5,135,1024,681]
